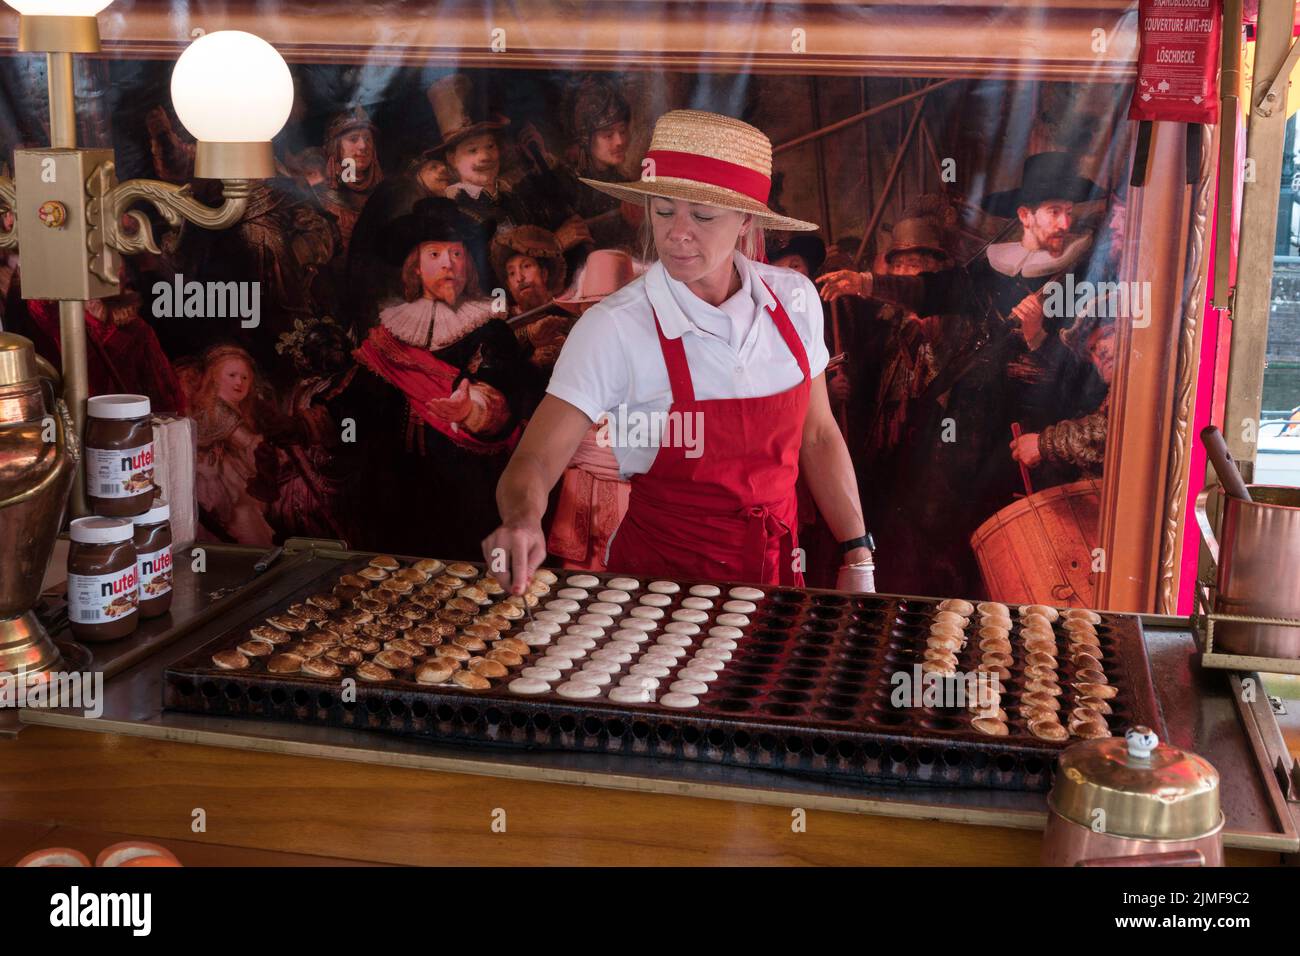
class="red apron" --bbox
[607,277,811,586]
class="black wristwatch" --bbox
[839,532,875,555]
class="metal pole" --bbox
[773,79,956,155]
[853,100,926,269]
[47,51,89,516]
[1225,0,1297,476]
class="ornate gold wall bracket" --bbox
[86,161,251,283]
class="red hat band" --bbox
[642,149,771,205]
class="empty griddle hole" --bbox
[1024,757,1045,776]
[762,702,802,717]
[889,744,910,764]
[797,632,833,645]
[716,699,751,712]
[388,699,406,718]
[558,715,577,733]
[757,616,795,630]
[836,741,857,760]
[717,684,760,697]
[632,721,650,739]
[752,629,790,642]
[786,735,805,753]
[706,729,726,747]
[792,645,829,659]
[778,677,816,690]
[459,706,479,726]
[869,711,908,726]
[270,688,288,706]
[863,741,883,759]
[436,704,455,722]
[758,733,779,751]
[812,593,846,606]
[247,686,263,703]
[811,737,830,755]
[365,697,384,714]
[532,713,551,732]
[814,706,854,721]
[917,747,936,765]
[484,707,503,726]
[607,719,625,738]
[657,723,676,742]
[176,679,195,697]
[772,689,811,703]
[822,693,859,708]
[768,603,799,616]
[943,749,963,767]
[582,717,602,736]
[786,667,822,680]
[681,726,701,745]
[996,755,1016,773]
[733,730,752,749]
[808,609,841,622]
[224,683,243,701]
[291,689,309,707]
[920,716,961,732]
[317,692,334,709]
[509,711,527,728]
[854,597,892,611]
[411,700,428,719]
[771,589,803,603]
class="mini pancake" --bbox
[355,661,393,682]
[212,649,249,670]
[266,653,305,674]
[453,670,491,690]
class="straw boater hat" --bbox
[580,109,818,232]
[490,225,567,294]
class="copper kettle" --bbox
[1041,726,1224,866]
[0,332,78,679]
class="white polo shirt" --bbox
[546,250,829,477]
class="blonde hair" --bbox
[639,196,766,263]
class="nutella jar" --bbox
[85,394,155,517]
[66,517,139,641]
[131,499,173,619]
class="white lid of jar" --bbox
[69,516,135,544]
[87,394,151,420]
[131,499,170,526]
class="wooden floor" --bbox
[0,724,1281,866]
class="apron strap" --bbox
[758,277,811,381]
[650,305,697,404]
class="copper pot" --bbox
[1041,727,1224,867]
[1196,484,1300,658]
[0,332,77,679]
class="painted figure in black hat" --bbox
[351,197,539,555]
[345,149,457,329]
[315,106,383,254]
[428,75,588,256]
[818,153,1110,596]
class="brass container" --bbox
[1196,484,1300,658]
[0,333,78,680]
[1041,727,1224,866]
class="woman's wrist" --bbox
[841,546,874,567]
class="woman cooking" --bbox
[482,109,875,595]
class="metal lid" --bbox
[0,332,40,388]
[1050,727,1222,840]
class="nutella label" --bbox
[67,566,139,624]
[137,544,173,600]
[86,442,154,499]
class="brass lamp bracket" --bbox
[86,161,252,283]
